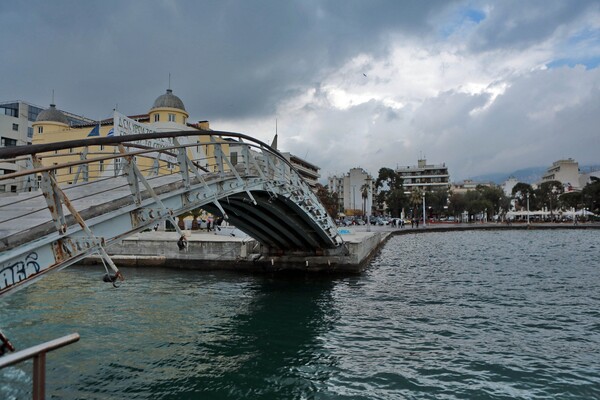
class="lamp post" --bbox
[422,192,426,228]
[550,185,557,222]
[366,176,372,232]
[526,192,530,226]
[352,185,356,215]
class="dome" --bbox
[151,89,186,111]
[36,104,69,124]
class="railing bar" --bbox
[0,333,80,368]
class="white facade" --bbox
[328,167,373,216]
[578,169,600,188]
[541,158,580,191]
[396,159,450,192]
[281,152,320,189]
[501,176,519,197]
[0,101,42,193]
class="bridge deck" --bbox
[0,173,185,252]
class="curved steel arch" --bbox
[0,130,343,297]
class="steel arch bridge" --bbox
[0,130,344,297]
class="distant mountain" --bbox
[467,164,600,185]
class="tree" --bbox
[581,178,600,214]
[537,180,563,217]
[512,182,535,210]
[409,189,423,220]
[476,185,506,214]
[375,168,406,217]
[448,192,466,218]
[426,188,449,218]
[559,191,581,210]
[361,183,370,216]
[314,184,339,218]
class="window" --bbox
[168,113,176,122]
[0,103,18,117]
[12,123,18,131]
[27,127,33,138]
[28,106,43,121]
[231,152,238,166]
[38,126,43,134]
[1,137,17,147]
[154,114,160,122]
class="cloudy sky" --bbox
[2,0,599,181]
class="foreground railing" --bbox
[0,333,80,400]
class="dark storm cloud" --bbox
[2,1,599,180]
[467,0,599,52]
[1,0,455,120]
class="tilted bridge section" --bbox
[0,130,344,297]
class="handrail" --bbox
[0,333,80,400]
[0,129,272,159]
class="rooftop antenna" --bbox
[51,89,55,105]
[168,73,171,90]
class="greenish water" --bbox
[1,229,599,399]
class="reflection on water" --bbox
[1,230,599,399]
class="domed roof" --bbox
[36,104,69,124]
[151,89,186,112]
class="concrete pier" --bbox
[85,229,390,273]
[84,222,599,273]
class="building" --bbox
[29,89,230,187]
[0,101,95,193]
[280,152,320,189]
[327,167,374,216]
[265,134,321,189]
[541,158,580,191]
[579,168,600,188]
[501,176,519,197]
[396,158,450,193]
[450,179,496,195]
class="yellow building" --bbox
[32,89,227,185]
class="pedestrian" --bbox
[411,219,414,228]
[177,234,188,251]
[416,218,419,228]
[207,220,212,232]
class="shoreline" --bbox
[82,222,599,273]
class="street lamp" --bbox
[366,177,372,232]
[526,192,530,226]
[550,185,557,222]
[422,192,426,228]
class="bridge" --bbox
[0,130,344,297]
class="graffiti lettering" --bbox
[0,252,41,290]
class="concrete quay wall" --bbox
[85,230,391,273]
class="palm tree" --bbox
[410,189,423,220]
[361,183,370,216]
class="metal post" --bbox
[527,192,530,225]
[422,193,426,227]
[0,333,80,400]
[33,352,46,400]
